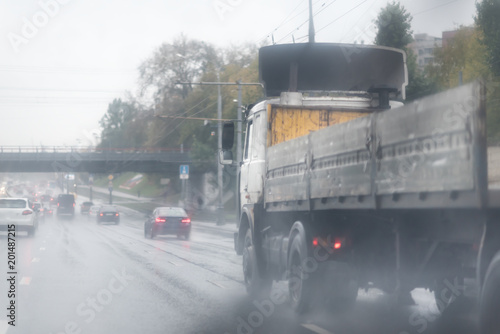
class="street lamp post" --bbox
[216,73,224,225]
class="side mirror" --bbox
[219,150,233,165]
[222,122,234,150]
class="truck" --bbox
[220,42,500,333]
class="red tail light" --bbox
[312,237,319,247]
[22,210,32,215]
[155,217,166,223]
[334,242,342,249]
[181,218,191,224]
[73,203,75,207]
[100,213,103,216]
[115,213,119,216]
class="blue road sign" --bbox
[180,165,189,179]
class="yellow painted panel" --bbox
[268,106,368,146]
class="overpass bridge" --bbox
[0,146,191,173]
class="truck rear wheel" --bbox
[288,232,318,313]
[480,251,500,334]
[242,228,272,298]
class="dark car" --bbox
[44,206,54,218]
[57,194,75,218]
[96,205,120,224]
[40,194,54,204]
[80,201,94,215]
[32,202,45,221]
[144,207,191,240]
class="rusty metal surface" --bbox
[268,105,369,146]
[264,81,494,210]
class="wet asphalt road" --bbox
[0,209,480,334]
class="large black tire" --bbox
[288,231,318,313]
[480,251,500,334]
[242,228,272,298]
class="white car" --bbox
[0,198,38,236]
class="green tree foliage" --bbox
[99,99,148,149]
[429,27,489,88]
[475,0,500,143]
[476,0,500,77]
[101,35,263,167]
[374,1,413,50]
[374,1,437,101]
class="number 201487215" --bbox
[7,224,15,270]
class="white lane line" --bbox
[168,261,182,267]
[32,257,40,263]
[0,320,9,334]
[19,277,32,285]
[144,250,151,254]
[206,280,225,289]
[39,247,45,251]
[301,324,334,334]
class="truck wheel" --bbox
[242,228,272,298]
[480,251,500,334]
[288,232,318,313]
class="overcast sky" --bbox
[0,0,477,147]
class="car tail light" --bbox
[155,217,166,223]
[22,210,32,215]
[100,213,103,216]
[73,203,75,207]
[181,218,191,224]
[115,213,119,216]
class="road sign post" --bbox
[108,180,113,204]
[179,165,189,207]
[179,165,189,180]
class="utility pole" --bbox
[217,73,224,225]
[309,0,315,43]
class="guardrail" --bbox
[0,146,189,154]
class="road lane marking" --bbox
[206,280,225,289]
[301,324,334,334]
[32,257,40,262]
[144,250,151,254]
[20,277,32,285]
[168,261,182,266]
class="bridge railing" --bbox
[0,146,189,154]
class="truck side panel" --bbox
[264,81,492,210]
